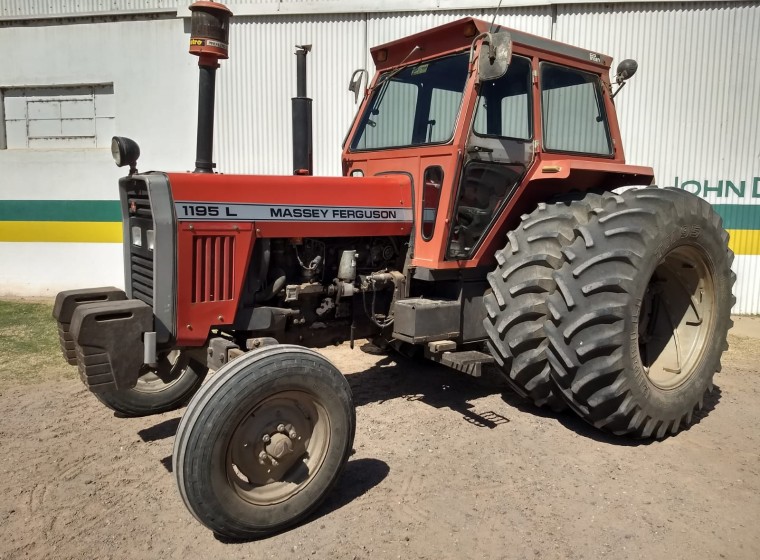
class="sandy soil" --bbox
[1,322,759,560]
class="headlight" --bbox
[111,136,141,171]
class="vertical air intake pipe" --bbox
[292,45,313,175]
[188,1,233,174]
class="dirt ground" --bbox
[1,319,759,560]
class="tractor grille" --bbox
[127,191,154,307]
[192,235,234,303]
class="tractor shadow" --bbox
[344,349,723,446]
[346,351,511,429]
[213,457,390,544]
[549,383,722,446]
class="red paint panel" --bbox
[176,221,254,346]
[168,173,412,208]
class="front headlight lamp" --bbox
[111,136,141,174]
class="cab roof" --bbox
[370,17,612,71]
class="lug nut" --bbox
[277,424,286,433]
[262,434,271,443]
[289,430,297,439]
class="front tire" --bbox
[545,187,735,438]
[173,345,355,540]
[95,351,207,417]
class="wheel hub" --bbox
[226,391,331,505]
[637,245,716,390]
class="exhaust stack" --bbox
[292,45,313,175]
[189,1,232,174]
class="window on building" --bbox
[1,84,115,149]
[540,64,612,156]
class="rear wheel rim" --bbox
[638,245,716,390]
[226,390,331,505]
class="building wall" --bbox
[1,1,758,312]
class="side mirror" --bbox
[611,59,639,99]
[615,59,638,84]
[348,69,368,103]
[474,31,512,82]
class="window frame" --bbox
[348,52,470,153]
[539,61,613,158]
[472,54,534,142]
[0,83,115,150]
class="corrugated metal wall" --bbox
[216,6,552,176]
[2,2,758,311]
[0,0,178,19]
[554,1,760,312]
[215,14,366,176]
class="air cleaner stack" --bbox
[189,1,232,173]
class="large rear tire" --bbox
[95,351,207,417]
[483,194,601,411]
[545,187,735,438]
[173,345,355,540]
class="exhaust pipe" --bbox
[188,1,232,174]
[292,45,313,176]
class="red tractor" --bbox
[53,2,734,540]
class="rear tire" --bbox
[95,351,207,417]
[173,345,355,540]
[545,187,735,438]
[483,193,602,411]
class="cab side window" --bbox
[473,55,532,140]
[540,63,612,155]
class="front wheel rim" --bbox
[226,390,331,505]
[637,245,716,390]
[133,350,187,394]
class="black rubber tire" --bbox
[173,345,355,540]
[483,193,602,411]
[95,352,207,417]
[545,187,735,438]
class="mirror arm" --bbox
[348,69,369,103]
[611,80,627,100]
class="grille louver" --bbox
[127,191,154,307]
[192,235,235,303]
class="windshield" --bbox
[350,53,470,151]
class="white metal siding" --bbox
[366,7,552,47]
[554,2,760,313]
[1,1,178,20]
[1,2,759,312]
[215,14,367,176]
[216,7,552,176]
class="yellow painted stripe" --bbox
[727,230,760,256]
[0,221,758,254]
[0,221,122,243]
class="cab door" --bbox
[447,55,535,260]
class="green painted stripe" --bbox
[1,199,758,230]
[0,200,121,222]
[713,204,760,230]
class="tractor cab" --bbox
[342,18,635,272]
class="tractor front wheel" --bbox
[173,345,355,540]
